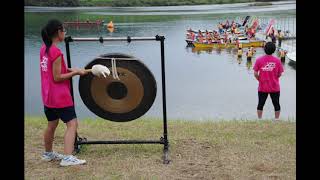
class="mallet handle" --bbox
[84,69,92,73]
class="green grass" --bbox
[25,116,296,179]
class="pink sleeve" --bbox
[49,47,62,62]
[253,59,260,72]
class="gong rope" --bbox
[111,58,120,80]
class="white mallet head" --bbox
[92,64,110,78]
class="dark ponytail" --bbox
[41,19,63,54]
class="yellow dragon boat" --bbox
[193,39,265,48]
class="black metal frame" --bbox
[64,35,170,164]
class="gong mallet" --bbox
[84,64,111,78]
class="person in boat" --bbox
[249,28,256,40]
[223,31,228,44]
[186,30,194,41]
[248,27,256,39]
[225,20,229,29]
[198,30,203,36]
[234,27,240,34]
[231,23,237,34]
[190,31,196,41]
[214,30,220,38]
[218,23,224,34]
[245,25,249,35]
[186,28,193,40]
[253,42,284,121]
[252,29,256,38]
[206,31,212,44]
[247,27,252,38]
[267,27,277,43]
[197,30,205,43]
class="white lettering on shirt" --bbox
[261,62,276,71]
[41,56,48,72]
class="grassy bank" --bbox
[25,117,295,179]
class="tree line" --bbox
[25,0,284,7]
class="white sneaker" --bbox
[273,118,280,122]
[60,155,86,166]
[41,151,64,161]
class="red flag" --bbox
[265,19,275,34]
[251,19,259,30]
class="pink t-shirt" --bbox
[253,55,284,92]
[40,44,74,108]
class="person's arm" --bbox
[254,71,259,80]
[253,59,260,80]
[52,56,86,82]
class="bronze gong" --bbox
[79,53,157,122]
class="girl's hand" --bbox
[68,67,80,72]
[78,69,88,76]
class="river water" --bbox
[25,1,296,121]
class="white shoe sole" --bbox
[60,160,86,166]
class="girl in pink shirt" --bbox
[253,42,284,121]
[40,19,88,166]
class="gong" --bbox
[79,53,157,122]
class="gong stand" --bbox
[64,35,170,164]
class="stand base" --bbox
[74,134,170,164]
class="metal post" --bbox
[64,36,74,102]
[156,35,170,164]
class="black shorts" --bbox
[247,57,252,61]
[257,92,281,111]
[44,106,77,123]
